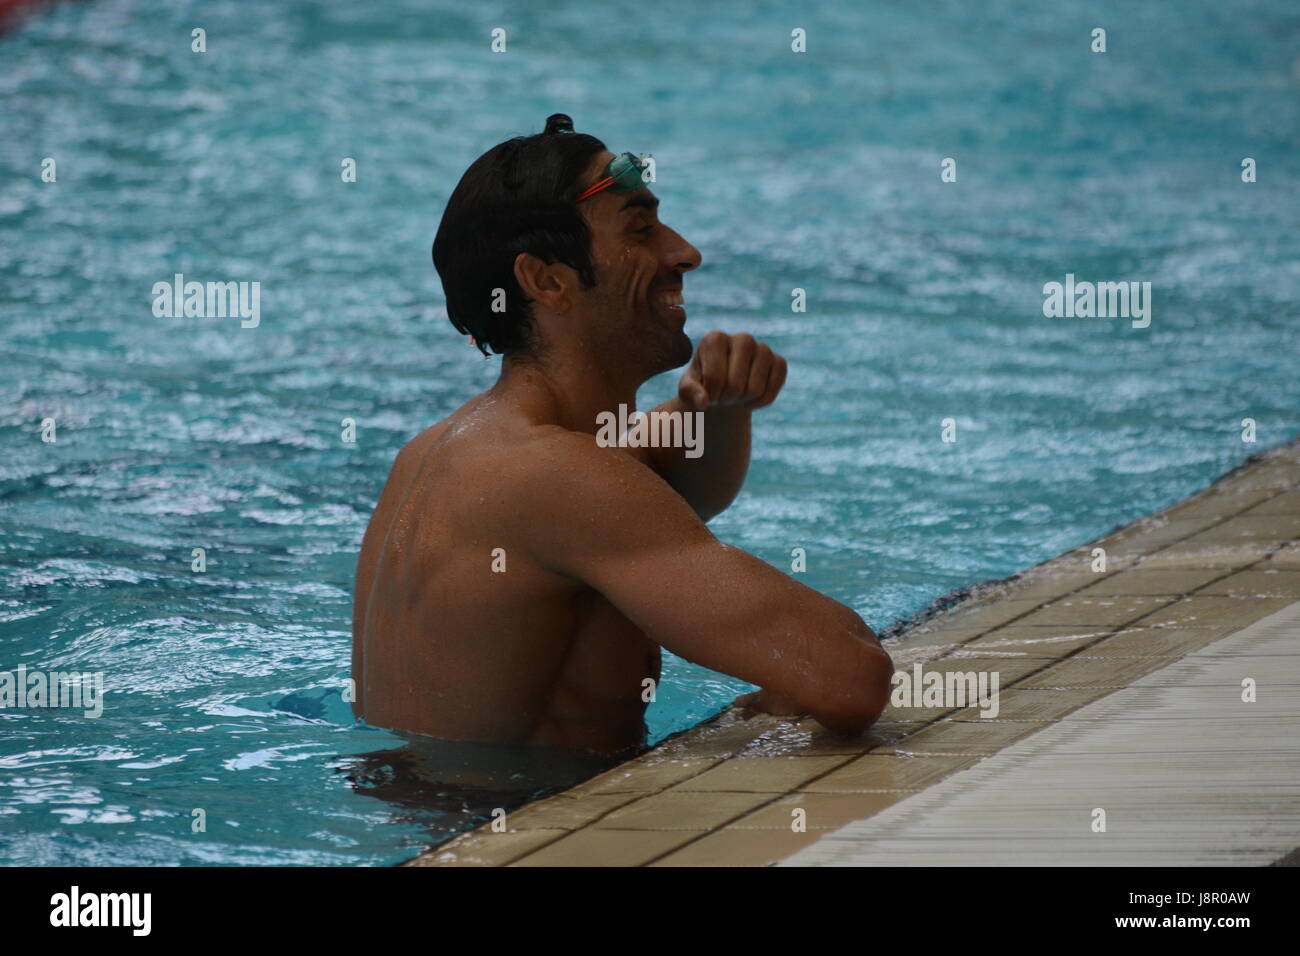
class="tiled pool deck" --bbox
[405,438,1300,867]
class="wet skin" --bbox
[353,150,894,755]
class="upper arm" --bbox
[504,432,892,730]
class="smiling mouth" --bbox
[655,288,686,316]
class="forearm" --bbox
[648,397,752,521]
[742,609,892,734]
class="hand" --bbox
[678,332,788,412]
[734,688,808,719]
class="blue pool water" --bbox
[2,0,1297,866]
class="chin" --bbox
[669,328,694,367]
[648,329,693,377]
[629,317,694,379]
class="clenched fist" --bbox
[678,331,788,412]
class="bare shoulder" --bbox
[477,424,714,570]
[493,424,694,511]
[390,418,454,476]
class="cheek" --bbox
[629,259,657,293]
[598,246,636,282]
[604,257,643,296]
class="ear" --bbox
[513,252,576,314]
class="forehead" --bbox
[583,149,617,180]
[579,149,658,220]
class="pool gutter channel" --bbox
[403,435,1300,867]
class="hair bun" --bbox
[544,113,574,134]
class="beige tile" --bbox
[504,792,642,830]
[1052,545,1143,571]
[1260,544,1300,571]
[718,727,871,759]
[999,568,1117,604]
[1086,625,1226,658]
[948,686,1106,721]
[511,828,698,867]
[876,718,1045,755]
[894,627,986,650]
[1197,569,1300,598]
[877,702,962,723]
[666,755,850,793]
[1271,442,1300,464]
[1181,514,1300,544]
[1159,488,1276,520]
[654,713,790,760]
[1137,540,1277,569]
[1017,655,1180,688]
[566,757,720,796]
[1074,567,1224,597]
[1015,595,1176,627]
[649,827,822,866]
[919,654,1051,683]
[1214,456,1300,492]
[886,644,975,676]
[1239,488,1300,516]
[727,792,911,830]
[720,712,829,752]
[886,657,1050,724]
[777,716,917,754]
[802,753,980,793]
[856,719,927,746]
[591,790,777,830]
[1027,553,1110,574]
[406,828,567,867]
[919,599,1043,634]
[1137,595,1294,630]
[963,625,1111,657]
[1100,517,1220,551]
[785,723,920,749]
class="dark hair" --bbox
[432,114,607,357]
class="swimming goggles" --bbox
[574,151,651,203]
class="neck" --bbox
[495,346,642,436]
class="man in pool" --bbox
[352,114,893,756]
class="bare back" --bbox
[353,395,661,755]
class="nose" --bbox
[662,225,702,275]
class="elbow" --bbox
[813,641,894,736]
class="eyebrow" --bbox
[620,193,659,213]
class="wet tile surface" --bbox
[589,790,776,830]
[800,753,982,792]
[1072,567,1225,596]
[509,828,699,867]
[1014,595,1177,627]
[663,755,851,793]
[649,827,823,867]
[783,599,1300,866]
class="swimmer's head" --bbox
[433,113,607,358]
[433,114,700,373]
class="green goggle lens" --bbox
[574,151,649,203]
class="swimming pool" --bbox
[1,0,1297,866]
